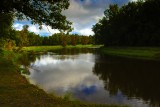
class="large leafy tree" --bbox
[93,0,160,46]
[0,0,71,31]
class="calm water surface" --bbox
[25,48,160,107]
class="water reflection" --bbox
[25,48,160,107]
[93,54,160,107]
[29,53,100,95]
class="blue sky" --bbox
[13,0,137,36]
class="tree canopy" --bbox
[0,0,71,31]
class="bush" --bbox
[0,38,16,50]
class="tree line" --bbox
[0,23,94,50]
[0,0,73,50]
[92,0,160,46]
[0,0,94,51]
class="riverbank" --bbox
[0,49,128,107]
[22,45,103,52]
[101,47,160,60]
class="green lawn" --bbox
[22,45,103,52]
[0,49,128,107]
[101,47,160,60]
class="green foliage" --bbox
[4,39,16,51]
[0,0,71,31]
[28,32,42,46]
[0,38,6,49]
[81,36,90,45]
[70,35,78,46]
[42,33,94,47]
[11,27,94,47]
[93,0,160,46]
[63,92,74,101]
[60,33,70,47]
[0,13,14,38]
[0,0,72,47]
[0,38,16,50]
[16,25,30,47]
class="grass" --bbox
[22,45,103,52]
[0,49,129,107]
[101,47,160,60]
[22,45,63,51]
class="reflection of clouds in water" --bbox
[29,53,149,107]
[30,53,94,67]
[29,54,98,92]
[73,87,149,107]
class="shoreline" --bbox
[0,47,128,107]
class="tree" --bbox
[0,38,16,50]
[0,13,14,38]
[60,33,69,47]
[42,37,49,46]
[0,13,17,50]
[28,33,42,46]
[70,35,78,46]
[51,33,61,45]
[104,4,119,20]
[0,0,71,31]
[93,0,160,46]
[81,36,89,45]
[92,17,108,44]
[16,25,29,47]
[0,0,72,50]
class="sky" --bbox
[13,0,137,36]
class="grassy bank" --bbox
[0,50,128,107]
[22,45,103,52]
[101,47,160,60]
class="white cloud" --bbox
[41,25,60,35]
[13,23,23,31]
[62,0,112,36]
[78,28,94,36]
[13,22,60,36]
[28,25,39,34]
[13,0,134,36]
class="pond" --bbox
[24,48,160,107]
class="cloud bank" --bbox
[13,0,137,36]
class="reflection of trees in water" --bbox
[53,48,97,60]
[93,54,160,107]
[18,52,37,66]
[53,48,95,55]
[18,48,96,65]
[17,52,37,75]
